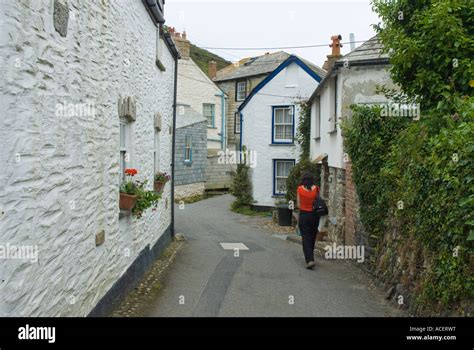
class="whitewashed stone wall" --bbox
[177,58,224,149]
[0,0,174,316]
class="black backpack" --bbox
[312,193,328,217]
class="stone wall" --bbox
[0,0,174,316]
[205,150,235,190]
[175,182,205,200]
[177,58,224,150]
[174,122,207,186]
[320,160,346,244]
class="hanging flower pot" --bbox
[154,171,170,193]
[154,181,165,193]
[119,193,137,210]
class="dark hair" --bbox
[300,171,315,190]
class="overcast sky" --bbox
[165,0,381,68]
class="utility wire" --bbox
[199,40,367,51]
[178,73,306,99]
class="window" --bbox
[119,119,131,183]
[274,160,295,195]
[154,130,160,173]
[315,96,321,139]
[236,80,247,101]
[272,106,294,143]
[184,135,192,163]
[156,26,166,71]
[328,77,337,133]
[203,103,215,127]
[234,111,241,134]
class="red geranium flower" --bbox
[125,168,138,176]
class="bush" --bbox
[230,163,253,210]
[285,159,321,204]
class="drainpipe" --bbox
[170,50,178,237]
[220,92,226,150]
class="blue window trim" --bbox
[184,135,192,164]
[271,105,295,144]
[237,55,323,113]
[273,159,296,196]
[203,103,215,128]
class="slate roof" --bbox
[337,35,388,63]
[214,51,326,82]
[308,36,389,102]
[176,104,207,129]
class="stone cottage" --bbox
[213,51,291,152]
[238,55,325,208]
[0,0,179,316]
[174,104,207,200]
[308,36,394,248]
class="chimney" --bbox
[208,60,217,79]
[322,35,343,71]
[173,31,190,59]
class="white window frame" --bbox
[119,118,131,183]
[274,159,295,195]
[184,135,192,163]
[272,106,294,144]
[203,103,215,128]
[234,111,241,134]
[236,80,247,101]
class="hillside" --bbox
[189,44,231,78]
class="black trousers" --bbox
[298,211,320,263]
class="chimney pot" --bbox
[322,35,343,71]
[208,60,217,79]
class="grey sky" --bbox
[165,0,381,68]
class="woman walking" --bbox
[296,172,320,269]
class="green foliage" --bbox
[190,44,231,78]
[285,159,321,204]
[372,0,474,112]
[133,185,162,219]
[343,101,474,311]
[296,101,311,159]
[230,161,254,210]
[341,105,410,239]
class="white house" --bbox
[0,0,179,316]
[308,36,394,245]
[173,31,227,150]
[239,55,325,208]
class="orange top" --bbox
[297,185,319,212]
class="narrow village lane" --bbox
[146,194,402,317]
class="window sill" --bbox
[272,194,286,198]
[314,137,321,141]
[156,59,166,72]
[119,209,131,220]
[269,143,295,146]
[207,126,218,129]
[184,161,193,166]
[328,129,337,135]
